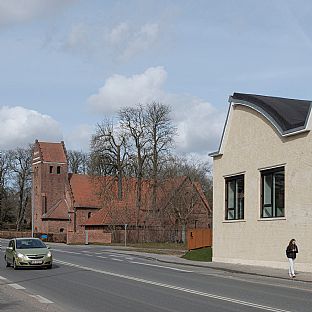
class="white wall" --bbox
[213,105,312,272]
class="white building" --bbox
[210,93,312,272]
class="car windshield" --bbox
[16,239,46,249]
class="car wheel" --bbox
[13,258,18,270]
[5,256,10,267]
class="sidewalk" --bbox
[110,248,312,283]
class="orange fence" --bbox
[187,228,212,250]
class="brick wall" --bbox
[0,231,31,239]
[67,230,112,244]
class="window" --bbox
[57,166,61,174]
[88,212,92,219]
[225,175,244,220]
[49,166,53,174]
[261,167,285,218]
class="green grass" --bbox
[182,247,212,262]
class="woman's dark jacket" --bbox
[286,244,298,259]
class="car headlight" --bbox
[46,251,52,258]
[17,252,27,260]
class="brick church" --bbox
[32,140,211,244]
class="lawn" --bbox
[181,247,212,262]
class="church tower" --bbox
[32,140,70,235]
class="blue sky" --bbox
[1,0,312,160]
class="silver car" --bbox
[5,238,52,269]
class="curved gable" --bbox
[210,93,312,157]
[231,93,311,135]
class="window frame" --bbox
[260,166,285,218]
[225,174,244,220]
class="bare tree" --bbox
[161,155,213,208]
[119,106,149,227]
[90,119,128,200]
[162,177,211,243]
[0,151,12,226]
[145,102,176,213]
[10,147,32,231]
[67,150,89,174]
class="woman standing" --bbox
[286,239,298,278]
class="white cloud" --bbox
[0,0,72,26]
[62,21,161,61]
[64,23,89,51]
[88,66,167,114]
[64,124,93,152]
[87,67,225,156]
[120,23,160,60]
[108,22,129,45]
[0,106,63,149]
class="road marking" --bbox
[108,254,125,258]
[52,249,82,255]
[29,294,54,304]
[130,261,193,272]
[9,283,25,290]
[111,258,123,262]
[97,256,107,259]
[0,276,8,280]
[54,259,292,312]
[126,257,134,260]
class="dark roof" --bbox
[231,93,312,134]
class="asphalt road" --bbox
[0,241,311,312]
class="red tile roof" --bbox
[84,176,211,227]
[69,174,116,208]
[38,141,67,163]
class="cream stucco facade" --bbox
[212,104,312,272]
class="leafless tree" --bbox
[119,105,149,227]
[145,102,177,213]
[10,147,32,231]
[90,119,128,200]
[0,151,12,226]
[67,150,89,174]
[161,155,213,208]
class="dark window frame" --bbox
[225,174,244,220]
[49,166,53,174]
[260,166,285,218]
[57,166,61,174]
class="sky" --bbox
[1,0,312,161]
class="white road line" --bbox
[130,261,193,272]
[108,254,125,258]
[111,258,123,262]
[52,249,81,255]
[9,283,25,290]
[126,257,134,260]
[54,259,292,312]
[0,276,8,280]
[97,256,107,259]
[29,294,54,304]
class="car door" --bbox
[6,240,14,263]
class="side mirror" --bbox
[47,246,51,249]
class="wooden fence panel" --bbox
[187,228,212,250]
